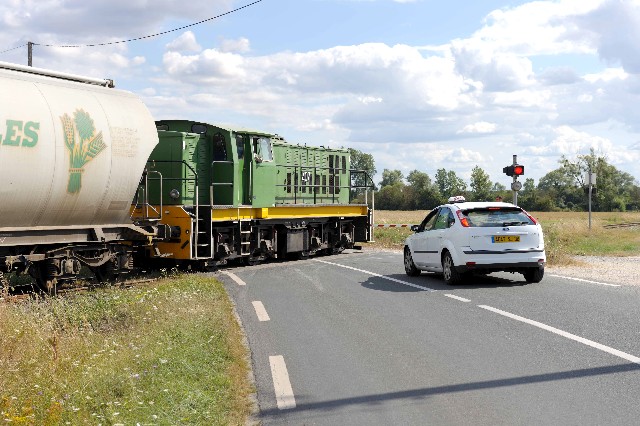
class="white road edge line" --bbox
[223,271,246,286]
[314,259,435,291]
[444,294,471,302]
[252,301,271,322]
[269,355,296,410]
[548,274,621,287]
[479,305,640,365]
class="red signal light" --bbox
[513,165,524,176]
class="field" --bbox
[0,275,253,425]
[367,210,640,265]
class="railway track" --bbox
[0,275,161,302]
[602,222,640,229]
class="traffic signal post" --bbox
[503,155,524,205]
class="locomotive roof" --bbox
[157,120,349,153]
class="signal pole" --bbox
[512,155,518,205]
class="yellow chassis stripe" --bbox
[211,205,368,221]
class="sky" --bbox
[2,0,640,187]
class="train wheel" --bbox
[92,262,117,284]
[30,263,58,296]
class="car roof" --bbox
[442,201,520,210]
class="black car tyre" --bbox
[404,247,421,276]
[523,267,544,283]
[442,251,463,285]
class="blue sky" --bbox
[2,0,640,188]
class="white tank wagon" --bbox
[0,62,164,293]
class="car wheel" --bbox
[404,247,421,276]
[442,252,463,285]
[523,267,544,283]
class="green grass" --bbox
[0,275,253,425]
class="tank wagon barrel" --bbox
[0,62,164,293]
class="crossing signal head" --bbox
[513,165,524,176]
[503,164,524,177]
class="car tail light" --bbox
[456,210,470,227]
[521,208,538,224]
[466,262,476,268]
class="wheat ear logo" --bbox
[61,109,107,194]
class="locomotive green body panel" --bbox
[150,120,351,208]
[146,131,204,206]
[272,141,350,205]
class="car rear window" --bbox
[460,207,534,227]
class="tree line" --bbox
[349,148,640,212]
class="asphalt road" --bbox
[218,250,640,425]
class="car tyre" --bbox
[523,267,544,283]
[442,251,463,285]
[404,247,421,276]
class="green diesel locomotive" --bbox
[133,120,373,268]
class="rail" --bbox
[602,222,640,229]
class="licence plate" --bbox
[492,235,520,243]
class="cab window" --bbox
[235,135,244,159]
[253,137,273,162]
[212,133,227,161]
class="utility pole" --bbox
[28,41,33,66]
[587,170,596,230]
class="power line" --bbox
[0,43,27,54]
[0,0,262,53]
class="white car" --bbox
[403,196,546,285]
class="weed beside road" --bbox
[0,275,252,425]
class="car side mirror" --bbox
[410,225,420,232]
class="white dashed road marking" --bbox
[223,271,246,286]
[548,274,621,287]
[269,355,296,410]
[444,294,471,302]
[252,301,271,321]
[479,305,640,365]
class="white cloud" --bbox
[458,121,497,134]
[219,37,250,53]
[527,125,612,156]
[166,32,202,53]
[583,67,628,83]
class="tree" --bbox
[539,149,638,211]
[379,169,404,188]
[349,148,376,201]
[469,166,492,201]
[405,170,442,210]
[375,182,405,210]
[435,168,467,200]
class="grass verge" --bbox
[0,275,253,425]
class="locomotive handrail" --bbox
[143,160,204,258]
[271,163,375,205]
[132,170,163,221]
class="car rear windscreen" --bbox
[460,207,534,227]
